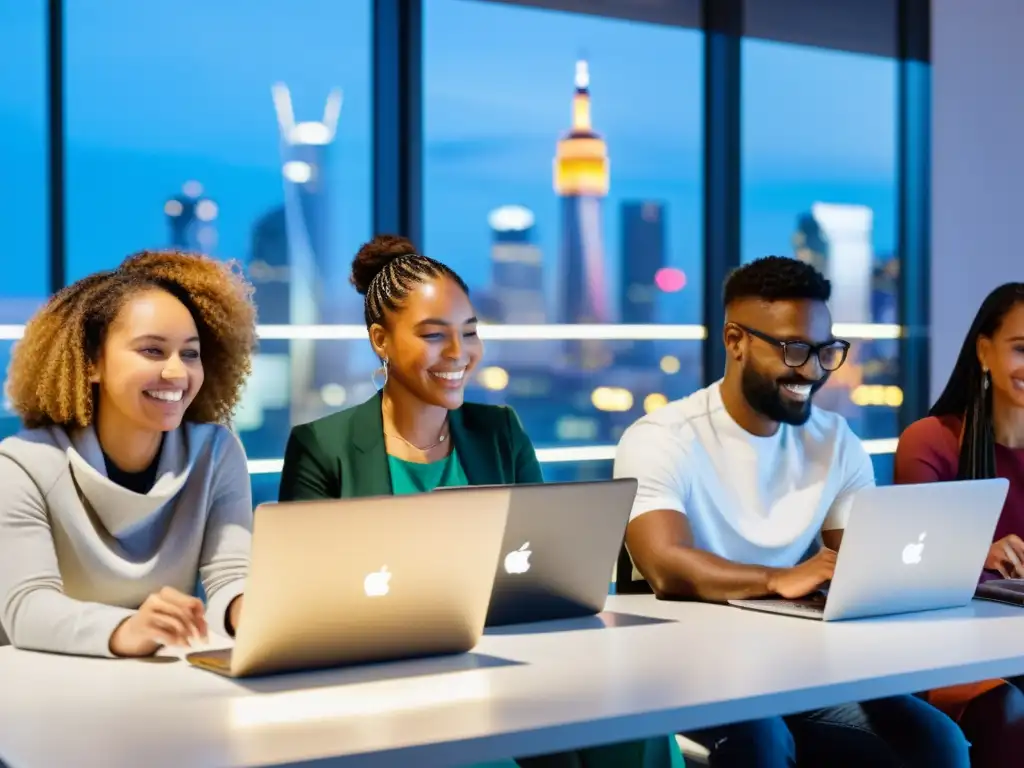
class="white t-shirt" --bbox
[613,381,875,569]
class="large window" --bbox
[423,0,704,463]
[0,3,48,440]
[741,40,901,471]
[65,0,373,460]
[0,0,925,491]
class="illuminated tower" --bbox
[809,202,874,324]
[553,60,610,325]
[164,180,218,254]
[272,83,346,416]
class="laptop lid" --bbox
[222,487,512,677]
[484,478,638,627]
[823,478,1009,621]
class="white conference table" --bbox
[3,595,1024,768]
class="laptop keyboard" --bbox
[744,591,828,615]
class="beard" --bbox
[741,364,826,426]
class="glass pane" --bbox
[741,40,899,447]
[65,1,373,463]
[65,0,372,299]
[422,0,704,469]
[423,0,704,329]
[0,2,48,322]
[423,0,704,327]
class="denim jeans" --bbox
[684,694,970,767]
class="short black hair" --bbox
[723,255,831,306]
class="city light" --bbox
[659,355,681,374]
[282,161,313,184]
[850,384,904,408]
[291,122,332,145]
[643,393,669,413]
[477,366,510,391]
[182,180,203,198]
[591,386,633,412]
[164,200,183,217]
[319,384,347,408]
[195,200,218,222]
[654,267,686,293]
[487,205,535,232]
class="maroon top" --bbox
[895,414,1024,581]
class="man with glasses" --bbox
[614,256,968,767]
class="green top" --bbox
[278,392,544,501]
[388,449,469,495]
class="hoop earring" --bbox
[372,357,389,390]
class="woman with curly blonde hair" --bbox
[0,250,258,659]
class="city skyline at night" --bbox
[0,0,904,477]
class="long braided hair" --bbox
[930,283,1024,479]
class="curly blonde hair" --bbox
[7,250,258,429]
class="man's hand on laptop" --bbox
[109,587,209,657]
[986,535,1024,579]
[767,548,837,599]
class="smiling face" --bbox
[978,300,1024,410]
[91,288,205,435]
[725,298,835,426]
[369,274,483,410]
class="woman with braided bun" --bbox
[0,250,257,658]
[279,234,683,768]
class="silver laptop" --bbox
[187,488,512,677]
[728,479,1009,621]
[443,479,637,626]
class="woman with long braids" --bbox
[279,234,683,768]
[896,282,1024,767]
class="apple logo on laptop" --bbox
[504,542,532,575]
[901,533,927,565]
[364,566,391,597]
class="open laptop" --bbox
[728,478,1009,622]
[442,478,638,626]
[186,487,512,678]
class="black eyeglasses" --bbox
[734,324,850,372]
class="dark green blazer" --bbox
[278,393,544,501]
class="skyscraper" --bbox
[489,205,545,323]
[235,207,292,455]
[164,180,218,254]
[620,201,666,325]
[488,205,546,367]
[249,207,290,355]
[553,59,610,326]
[804,202,874,324]
[272,83,347,414]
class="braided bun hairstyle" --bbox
[350,234,470,328]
